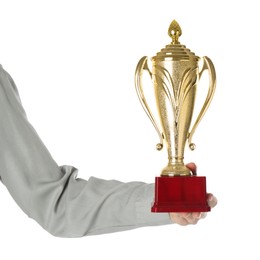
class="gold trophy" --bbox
[135,20,216,212]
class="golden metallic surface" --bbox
[168,20,182,44]
[135,20,216,176]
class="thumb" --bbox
[186,162,197,175]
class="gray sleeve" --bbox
[0,65,171,237]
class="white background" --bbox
[0,0,259,259]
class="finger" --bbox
[169,213,189,226]
[207,193,218,208]
[179,212,199,225]
[176,217,190,226]
[186,216,199,225]
[186,162,197,175]
[200,212,207,219]
[191,212,202,219]
[178,212,200,219]
[192,211,207,220]
[178,212,191,218]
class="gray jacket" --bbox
[0,65,171,237]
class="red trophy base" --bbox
[151,176,210,212]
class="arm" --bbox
[0,65,171,237]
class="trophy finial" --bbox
[168,20,182,44]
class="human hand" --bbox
[169,163,217,226]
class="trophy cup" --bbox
[135,20,216,212]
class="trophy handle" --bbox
[187,56,216,150]
[135,56,164,150]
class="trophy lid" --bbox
[152,20,199,62]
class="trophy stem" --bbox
[161,157,191,177]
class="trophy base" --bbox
[151,176,210,212]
